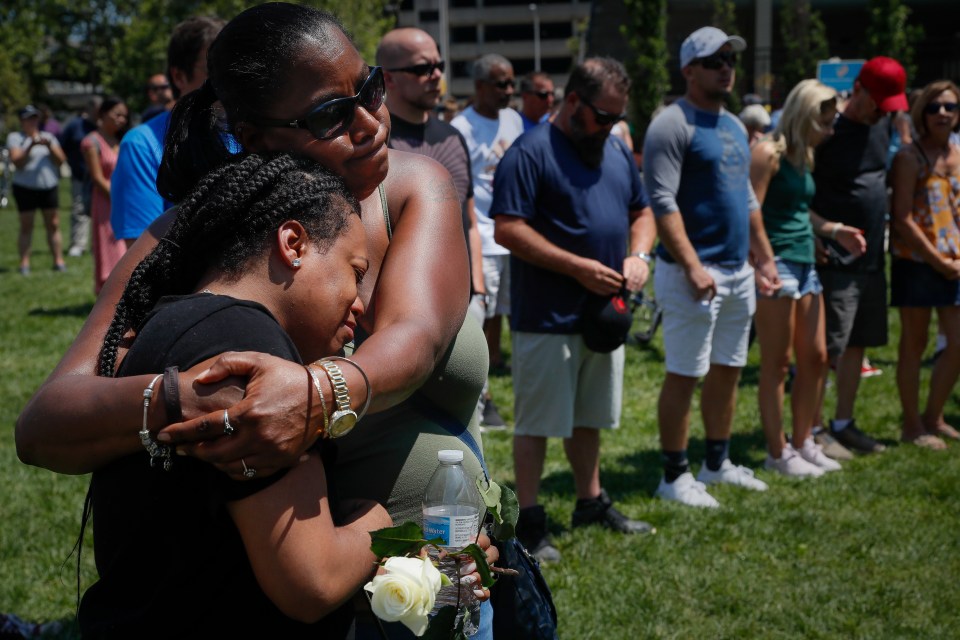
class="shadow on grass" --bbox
[28,303,94,318]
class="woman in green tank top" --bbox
[750,79,864,477]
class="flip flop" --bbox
[901,433,948,450]
[934,424,960,441]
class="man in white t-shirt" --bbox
[452,54,524,429]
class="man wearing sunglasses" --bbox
[811,56,909,455]
[518,71,556,131]
[377,27,483,295]
[111,16,224,248]
[644,26,780,508]
[452,53,524,430]
[492,58,657,562]
[141,73,174,123]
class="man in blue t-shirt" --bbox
[111,16,224,246]
[492,58,657,563]
[643,27,780,508]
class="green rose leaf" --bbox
[476,477,504,523]
[491,484,519,540]
[459,543,495,588]
[369,521,442,558]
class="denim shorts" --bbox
[763,257,822,299]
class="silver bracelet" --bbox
[305,365,330,438]
[140,374,172,471]
[320,356,372,421]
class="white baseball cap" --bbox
[680,27,747,69]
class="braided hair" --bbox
[98,152,359,377]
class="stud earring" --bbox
[292,258,302,268]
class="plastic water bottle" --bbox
[422,450,482,636]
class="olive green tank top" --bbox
[334,184,488,525]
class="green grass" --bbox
[2,187,959,638]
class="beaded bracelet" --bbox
[319,356,372,421]
[140,374,172,471]
[305,365,330,439]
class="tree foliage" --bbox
[710,0,743,114]
[0,0,396,120]
[863,0,923,84]
[778,0,828,98]
[620,0,669,142]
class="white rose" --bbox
[364,556,443,636]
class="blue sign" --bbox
[817,60,865,93]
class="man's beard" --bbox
[570,107,609,169]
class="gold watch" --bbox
[320,360,358,438]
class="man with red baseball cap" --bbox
[811,56,908,456]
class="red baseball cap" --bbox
[858,57,908,112]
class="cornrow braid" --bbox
[98,152,359,377]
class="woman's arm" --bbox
[47,136,66,167]
[749,139,778,206]
[228,454,391,622]
[9,137,31,169]
[82,141,110,196]
[889,148,960,278]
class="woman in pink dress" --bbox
[81,96,129,293]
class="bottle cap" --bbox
[438,449,464,464]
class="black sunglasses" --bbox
[148,83,171,91]
[924,102,960,115]
[581,97,627,126]
[696,51,738,70]
[527,90,552,99]
[387,60,445,77]
[251,66,385,140]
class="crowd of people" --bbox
[8,3,960,637]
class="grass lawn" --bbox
[2,185,959,639]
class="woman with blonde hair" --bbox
[889,79,960,449]
[750,79,866,476]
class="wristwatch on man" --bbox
[630,251,653,264]
[319,360,358,438]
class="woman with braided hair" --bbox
[18,3,497,635]
[78,152,392,636]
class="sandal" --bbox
[934,424,960,441]
[901,433,948,450]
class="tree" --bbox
[864,0,923,84]
[710,0,743,113]
[778,0,828,97]
[621,0,669,142]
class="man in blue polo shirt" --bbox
[643,27,780,508]
[493,58,657,562]
[110,16,224,246]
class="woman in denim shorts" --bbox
[750,80,866,477]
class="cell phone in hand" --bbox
[825,243,858,265]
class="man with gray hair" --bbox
[492,58,657,562]
[452,54,524,429]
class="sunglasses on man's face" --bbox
[487,78,515,90]
[695,50,737,70]
[581,97,627,126]
[527,90,552,99]
[924,101,960,115]
[148,83,171,91]
[387,60,445,77]
[251,66,385,141]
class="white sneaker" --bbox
[799,437,842,471]
[764,444,825,478]
[67,246,84,257]
[697,458,769,491]
[655,472,720,508]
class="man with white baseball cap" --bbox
[642,26,779,507]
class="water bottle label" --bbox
[423,513,479,548]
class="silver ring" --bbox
[241,458,257,478]
[222,410,235,436]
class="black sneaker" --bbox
[571,489,656,535]
[830,419,886,454]
[480,396,507,431]
[516,505,561,563]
